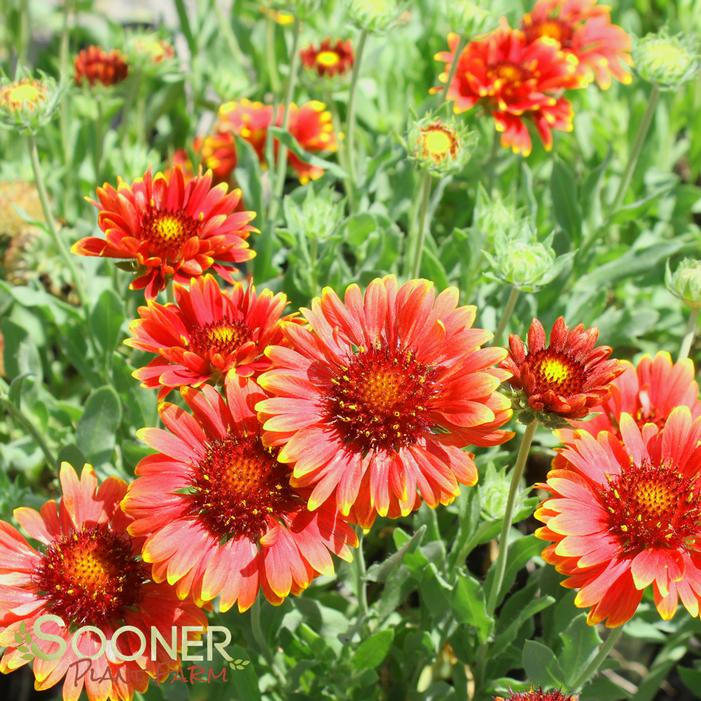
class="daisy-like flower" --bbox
[536,406,701,626]
[74,46,129,87]
[217,99,273,163]
[72,168,256,299]
[187,132,239,183]
[564,352,701,438]
[255,276,514,528]
[503,316,623,426]
[216,99,337,183]
[122,377,357,611]
[522,0,633,89]
[282,101,337,183]
[0,463,205,701]
[495,691,578,701]
[301,38,355,78]
[433,26,580,155]
[127,274,291,398]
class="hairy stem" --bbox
[678,307,699,362]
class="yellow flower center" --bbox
[316,50,341,67]
[155,215,185,242]
[208,323,243,347]
[538,357,571,387]
[635,481,677,518]
[423,128,454,158]
[0,80,47,112]
[537,21,564,42]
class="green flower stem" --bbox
[354,530,369,617]
[610,85,660,214]
[326,92,353,204]
[118,69,142,143]
[265,16,281,95]
[439,33,466,107]
[59,0,73,216]
[173,0,197,56]
[570,626,624,692]
[493,286,519,347]
[409,173,433,279]
[0,394,56,469]
[27,135,98,357]
[678,307,699,361]
[251,598,286,686]
[268,16,302,226]
[345,28,369,208]
[485,419,538,615]
[579,85,660,260]
[93,96,104,180]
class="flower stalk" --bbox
[678,307,699,362]
[570,627,624,692]
[409,172,433,278]
[486,418,538,614]
[345,28,368,207]
[493,286,519,347]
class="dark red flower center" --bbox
[495,690,577,701]
[34,525,147,626]
[189,318,250,359]
[327,343,439,453]
[601,460,701,552]
[141,209,200,260]
[527,349,585,397]
[187,434,300,541]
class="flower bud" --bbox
[407,115,475,177]
[479,463,512,519]
[347,0,404,33]
[472,186,521,246]
[267,0,322,21]
[483,223,574,292]
[0,73,63,134]
[125,33,177,76]
[633,30,699,89]
[666,258,701,308]
[284,186,344,245]
[442,0,501,37]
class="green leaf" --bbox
[351,629,394,671]
[75,386,123,466]
[452,573,493,642]
[90,289,124,359]
[269,127,346,180]
[521,640,565,688]
[559,613,603,687]
[366,525,427,582]
[550,156,582,241]
[485,534,543,608]
[678,666,701,694]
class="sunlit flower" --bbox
[563,352,701,440]
[522,0,632,89]
[433,27,579,155]
[503,316,623,426]
[537,407,701,626]
[301,38,355,78]
[129,34,176,64]
[216,99,337,183]
[283,101,337,183]
[72,168,256,299]
[193,132,238,183]
[74,46,129,87]
[217,99,273,163]
[0,463,205,701]
[495,690,578,701]
[123,377,357,612]
[256,276,513,528]
[127,274,291,398]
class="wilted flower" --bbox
[633,30,700,89]
[0,74,62,134]
[537,407,701,626]
[348,0,404,33]
[503,317,624,427]
[666,258,701,308]
[301,38,355,78]
[408,115,476,177]
[74,46,129,87]
[443,0,501,36]
[483,223,574,292]
[522,0,632,89]
[433,27,579,156]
